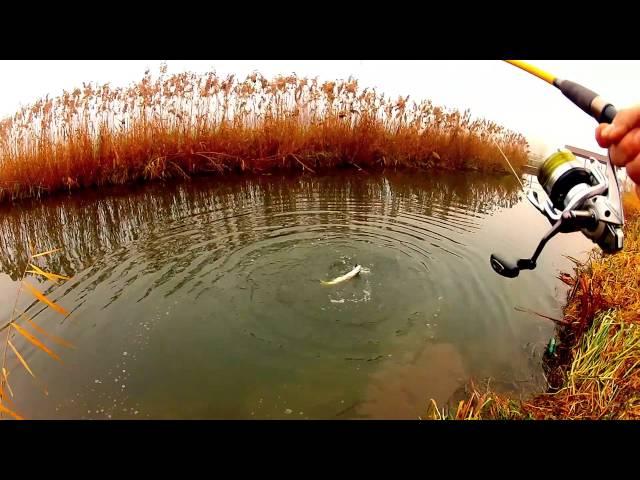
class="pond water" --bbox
[0,171,594,419]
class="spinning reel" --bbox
[490,61,625,278]
[490,149,624,278]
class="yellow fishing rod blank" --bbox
[504,60,617,124]
[505,60,556,85]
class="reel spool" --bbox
[490,149,624,278]
[537,150,598,211]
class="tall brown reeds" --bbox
[0,66,529,202]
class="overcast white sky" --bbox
[1,60,638,157]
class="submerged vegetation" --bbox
[428,192,640,420]
[0,65,529,203]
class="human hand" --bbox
[596,105,640,198]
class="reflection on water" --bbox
[0,171,593,419]
[0,172,520,282]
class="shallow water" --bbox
[0,171,594,419]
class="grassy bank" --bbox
[427,193,640,420]
[0,67,529,203]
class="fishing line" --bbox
[492,139,525,190]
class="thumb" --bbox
[600,105,640,144]
[595,123,611,148]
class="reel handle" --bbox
[490,211,576,278]
[490,254,535,278]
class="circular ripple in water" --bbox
[0,172,592,419]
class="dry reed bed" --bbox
[428,193,640,420]
[0,66,529,202]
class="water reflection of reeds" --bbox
[0,173,520,283]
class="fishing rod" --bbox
[505,60,618,124]
[490,60,625,278]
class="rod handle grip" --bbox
[599,104,617,124]
[555,79,617,124]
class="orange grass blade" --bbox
[22,281,69,316]
[26,319,74,349]
[1,368,14,398]
[27,264,70,283]
[0,401,23,420]
[11,323,61,362]
[8,340,35,378]
[31,248,62,258]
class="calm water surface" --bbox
[0,171,594,419]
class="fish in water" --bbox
[321,265,362,286]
